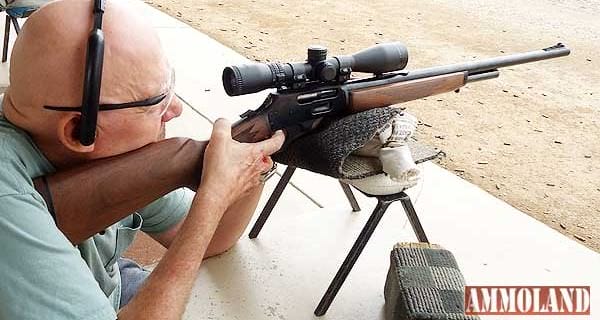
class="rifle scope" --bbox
[222,42,409,96]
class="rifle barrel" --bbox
[345,43,570,90]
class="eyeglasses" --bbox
[43,69,176,116]
[43,93,167,112]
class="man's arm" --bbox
[118,119,284,319]
[148,183,264,257]
[205,183,264,257]
[117,189,227,319]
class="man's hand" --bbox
[200,118,285,205]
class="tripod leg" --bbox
[248,166,296,239]
[314,198,392,316]
[399,194,429,243]
[339,181,361,212]
[10,17,20,34]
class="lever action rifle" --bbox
[36,42,570,244]
[226,42,570,144]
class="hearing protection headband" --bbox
[78,0,105,146]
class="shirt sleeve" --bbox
[138,187,194,234]
[0,193,117,320]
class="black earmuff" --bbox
[79,0,105,146]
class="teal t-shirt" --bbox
[0,98,192,319]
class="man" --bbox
[0,0,284,319]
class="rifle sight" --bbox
[222,42,409,96]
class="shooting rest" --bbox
[249,140,443,316]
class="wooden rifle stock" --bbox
[35,138,206,244]
[349,72,467,112]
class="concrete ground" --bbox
[1,3,599,320]
[137,4,599,319]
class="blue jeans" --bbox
[117,258,150,308]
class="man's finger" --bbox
[253,130,285,156]
[212,118,232,140]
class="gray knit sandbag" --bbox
[273,107,401,179]
[273,107,443,179]
[384,243,480,320]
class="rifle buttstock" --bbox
[349,71,467,112]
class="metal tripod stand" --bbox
[249,166,430,316]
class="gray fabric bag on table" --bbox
[385,243,480,320]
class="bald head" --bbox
[2,0,178,167]
[6,0,170,124]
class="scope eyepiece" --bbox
[222,42,409,96]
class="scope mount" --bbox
[300,45,353,88]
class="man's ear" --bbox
[56,114,95,153]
